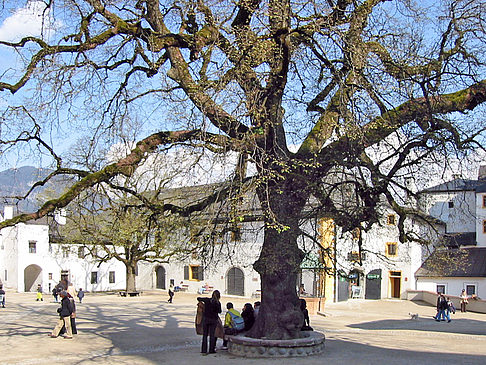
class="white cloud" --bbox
[0,1,55,42]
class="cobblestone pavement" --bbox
[1,289,485,364]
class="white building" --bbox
[415,166,486,298]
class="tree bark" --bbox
[249,182,308,339]
[126,262,137,292]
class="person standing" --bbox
[52,287,59,303]
[0,285,5,308]
[168,283,174,303]
[36,284,43,301]
[48,291,73,339]
[197,290,222,354]
[460,289,469,312]
[77,288,85,303]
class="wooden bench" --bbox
[252,289,261,298]
[119,291,141,297]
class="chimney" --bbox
[3,206,14,220]
[479,165,486,180]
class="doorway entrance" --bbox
[24,264,42,292]
[227,267,244,296]
[156,266,166,289]
[389,271,401,298]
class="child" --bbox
[77,288,85,303]
[36,284,43,301]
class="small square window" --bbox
[351,228,361,240]
[483,195,486,208]
[78,247,85,259]
[28,241,36,254]
[190,265,203,281]
[109,271,115,284]
[437,285,446,294]
[466,285,476,296]
[48,273,53,280]
[387,214,396,225]
[483,221,486,234]
[386,243,398,257]
[91,272,98,284]
[448,201,454,208]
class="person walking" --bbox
[48,291,74,339]
[52,287,59,303]
[197,290,222,354]
[168,283,174,303]
[77,288,85,303]
[460,289,469,312]
[435,293,450,322]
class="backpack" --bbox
[228,310,245,331]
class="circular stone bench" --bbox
[227,331,325,358]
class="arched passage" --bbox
[227,267,244,296]
[156,266,166,289]
[24,264,42,292]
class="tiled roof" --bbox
[415,247,486,277]
[421,179,484,193]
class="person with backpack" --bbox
[48,291,74,338]
[222,302,244,349]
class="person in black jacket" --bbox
[435,293,450,322]
[241,303,255,331]
[48,291,73,338]
[197,290,221,354]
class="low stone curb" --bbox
[228,331,325,358]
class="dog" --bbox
[409,312,419,320]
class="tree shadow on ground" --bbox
[348,317,486,336]
[322,338,486,364]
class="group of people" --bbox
[48,281,82,339]
[435,289,471,322]
[52,281,85,304]
[196,291,311,354]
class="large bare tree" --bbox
[1,0,486,339]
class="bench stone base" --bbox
[228,331,325,358]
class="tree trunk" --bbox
[249,183,308,340]
[126,261,137,292]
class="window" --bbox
[347,251,366,262]
[109,271,115,284]
[483,220,486,234]
[483,195,486,208]
[448,201,454,209]
[78,247,85,259]
[91,272,98,284]
[386,242,398,257]
[466,284,476,296]
[4,270,7,281]
[48,273,53,280]
[387,214,396,225]
[184,265,204,281]
[351,228,361,240]
[62,247,69,258]
[28,241,36,253]
[49,243,52,253]
[436,285,446,294]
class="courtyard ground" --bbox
[1,289,485,364]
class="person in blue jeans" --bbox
[435,293,450,322]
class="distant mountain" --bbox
[0,166,65,213]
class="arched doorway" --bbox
[156,266,166,289]
[227,267,244,296]
[24,264,42,292]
